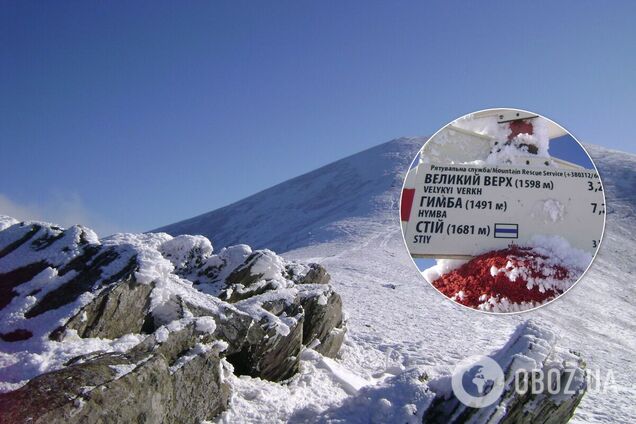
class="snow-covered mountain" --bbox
[155,138,418,252]
[160,138,636,423]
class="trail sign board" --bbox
[402,163,605,258]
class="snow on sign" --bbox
[403,162,604,258]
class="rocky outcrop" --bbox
[298,284,345,357]
[0,218,346,423]
[0,321,230,424]
[422,321,587,424]
[49,269,150,340]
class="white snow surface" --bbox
[452,114,512,142]
[249,249,286,280]
[486,236,591,305]
[0,216,18,231]
[159,234,214,272]
[163,138,635,423]
[421,258,467,284]
[0,223,99,271]
[527,235,592,275]
[422,114,555,167]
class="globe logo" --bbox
[451,355,505,408]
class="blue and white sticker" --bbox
[494,223,518,239]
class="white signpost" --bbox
[402,162,605,258]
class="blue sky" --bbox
[550,135,593,168]
[1,1,634,235]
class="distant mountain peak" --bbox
[155,137,426,252]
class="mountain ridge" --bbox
[154,137,424,252]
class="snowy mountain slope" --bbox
[155,138,420,252]
[161,139,636,423]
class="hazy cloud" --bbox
[0,192,123,237]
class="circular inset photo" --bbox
[400,108,605,313]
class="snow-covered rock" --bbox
[0,218,346,422]
[423,321,587,424]
[0,320,231,424]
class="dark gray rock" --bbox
[24,247,124,319]
[183,294,305,382]
[50,271,152,341]
[0,322,230,424]
[228,314,305,382]
[180,298,255,354]
[286,262,331,285]
[298,285,346,357]
[297,263,331,285]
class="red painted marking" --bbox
[432,246,570,309]
[508,119,534,140]
[401,188,415,221]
